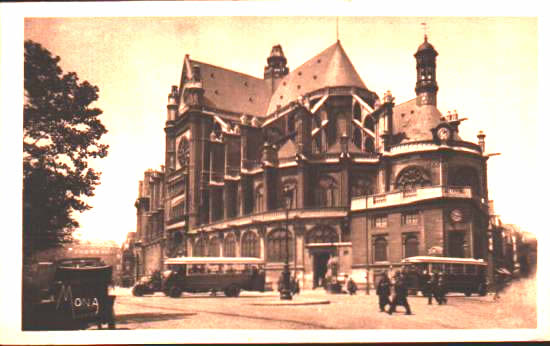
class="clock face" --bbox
[450,209,463,223]
[437,127,450,141]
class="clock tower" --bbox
[414,35,439,106]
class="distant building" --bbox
[136,36,496,289]
[120,231,137,287]
[34,240,122,285]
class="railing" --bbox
[190,207,348,233]
[350,185,484,211]
[389,140,483,156]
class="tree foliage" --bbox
[23,40,109,260]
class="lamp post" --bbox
[280,186,293,300]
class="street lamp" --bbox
[279,186,293,300]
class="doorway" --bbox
[313,252,331,288]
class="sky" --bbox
[4,6,541,246]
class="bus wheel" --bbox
[225,285,240,297]
[169,287,182,298]
[464,291,472,297]
[132,286,143,297]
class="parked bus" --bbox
[401,256,488,297]
[162,257,266,298]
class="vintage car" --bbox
[23,258,116,330]
[132,270,165,296]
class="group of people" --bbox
[376,270,449,315]
[376,270,412,315]
[426,272,447,305]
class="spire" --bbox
[264,44,289,94]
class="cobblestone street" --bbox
[112,277,537,330]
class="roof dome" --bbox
[415,35,438,55]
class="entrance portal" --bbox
[313,252,331,288]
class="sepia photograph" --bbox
[0,1,547,344]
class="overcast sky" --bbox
[4,6,540,246]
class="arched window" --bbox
[351,177,371,197]
[194,237,207,257]
[315,175,338,207]
[363,136,375,152]
[254,184,264,213]
[395,166,431,192]
[223,234,236,257]
[449,166,481,196]
[403,234,419,258]
[241,231,259,258]
[267,229,294,262]
[281,179,297,209]
[373,236,388,262]
[208,236,220,257]
[306,226,338,244]
[353,103,362,121]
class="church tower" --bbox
[414,35,439,106]
[264,44,289,94]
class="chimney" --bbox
[477,131,486,152]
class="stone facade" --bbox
[135,36,496,289]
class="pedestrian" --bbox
[493,272,507,301]
[346,275,357,295]
[376,271,391,312]
[388,271,412,315]
[434,272,447,305]
[426,272,438,305]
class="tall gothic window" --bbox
[281,179,297,209]
[223,234,236,257]
[403,234,419,258]
[373,236,388,262]
[287,113,296,134]
[194,237,207,257]
[306,226,338,244]
[267,229,293,262]
[449,166,481,196]
[254,184,264,213]
[208,236,220,257]
[241,231,259,258]
[352,128,362,150]
[177,137,190,168]
[315,175,338,207]
[395,166,431,192]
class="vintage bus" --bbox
[162,257,266,298]
[401,256,488,297]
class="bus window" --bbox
[451,264,464,274]
[465,264,477,274]
[431,263,443,273]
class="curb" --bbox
[248,299,330,306]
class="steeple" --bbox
[264,44,289,94]
[414,34,439,106]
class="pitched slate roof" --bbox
[266,41,367,115]
[392,98,443,142]
[182,57,271,117]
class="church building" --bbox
[135,35,492,289]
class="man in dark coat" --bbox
[388,271,412,315]
[376,271,391,312]
[434,272,447,304]
[426,273,438,305]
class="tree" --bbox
[23,40,109,261]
